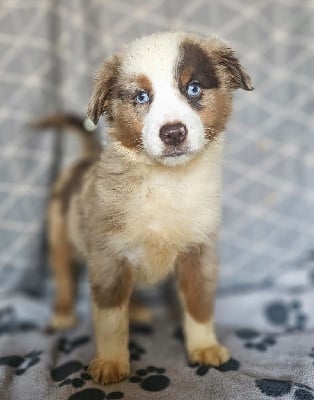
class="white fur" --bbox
[123,32,206,165]
[143,85,205,166]
[92,300,129,360]
[107,136,224,284]
[184,314,218,353]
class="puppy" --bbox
[45,31,253,385]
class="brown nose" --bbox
[159,123,187,146]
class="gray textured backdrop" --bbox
[0,0,313,293]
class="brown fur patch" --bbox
[108,74,153,150]
[47,199,78,318]
[214,47,253,91]
[50,241,77,316]
[87,55,122,124]
[179,67,192,88]
[51,158,94,213]
[112,104,144,150]
[178,40,220,92]
[199,89,232,141]
[89,70,151,150]
[137,74,153,93]
[177,40,220,112]
[176,37,252,140]
[176,245,218,323]
[92,259,134,309]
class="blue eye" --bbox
[187,81,201,97]
[135,91,150,104]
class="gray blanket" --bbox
[1,0,314,399]
[1,276,314,400]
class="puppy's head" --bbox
[88,32,253,166]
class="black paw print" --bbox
[189,358,240,376]
[235,328,277,352]
[51,360,91,389]
[0,350,42,375]
[256,378,314,399]
[265,300,307,332]
[129,366,170,392]
[130,322,153,336]
[68,388,124,400]
[58,334,90,354]
[129,340,146,361]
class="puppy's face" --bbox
[88,32,253,166]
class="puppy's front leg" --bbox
[88,259,134,385]
[176,244,230,366]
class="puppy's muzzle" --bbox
[159,123,187,147]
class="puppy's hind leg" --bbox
[49,242,77,329]
[129,297,152,323]
[176,244,230,367]
[48,201,77,330]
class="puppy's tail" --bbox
[31,113,102,158]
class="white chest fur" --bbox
[110,138,224,283]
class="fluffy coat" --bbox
[44,31,253,385]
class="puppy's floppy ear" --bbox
[214,45,254,91]
[87,55,121,124]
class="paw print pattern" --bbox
[52,360,125,397]
[235,328,277,352]
[130,323,153,336]
[15,350,42,375]
[68,388,124,400]
[256,379,314,399]
[59,371,92,389]
[189,358,240,376]
[0,350,42,375]
[129,366,170,392]
[68,388,106,400]
[265,300,307,332]
[58,335,90,354]
[129,340,146,361]
[105,393,124,400]
[51,360,91,389]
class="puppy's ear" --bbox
[87,55,121,124]
[214,45,254,91]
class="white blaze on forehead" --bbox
[122,32,206,166]
[122,31,184,84]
